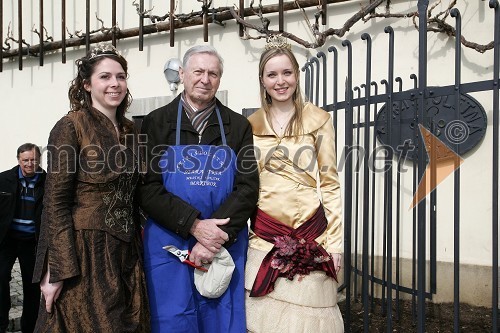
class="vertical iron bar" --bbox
[308,59,314,102]
[279,0,284,32]
[341,39,353,333]
[429,85,437,299]
[317,52,328,109]
[139,0,144,50]
[302,64,310,100]
[384,26,395,332]
[321,0,327,25]
[417,1,429,332]
[489,1,500,332]
[39,0,44,66]
[410,73,418,323]
[86,0,90,53]
[112,0,116,46]
[1,0,3,72]
[62,0,66,63]
[370,80,378,313]
[381,78,389,318]
[239,0,244,37]
[310,57,320,106]
[450,9,462,333]
[314,57,320,106]
[395,76,403,321]
[170,0,174,47]
[361,32,372,332]
[328,46,339,146]
[203,0,208,42]
[353,85,361,303]
[18,0,22,70]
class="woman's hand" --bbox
[40,267,64,313]
[331,253,343,275]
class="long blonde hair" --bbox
[258,47,304,137]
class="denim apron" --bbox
[144,103,248,333]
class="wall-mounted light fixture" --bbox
[163,58,182,91]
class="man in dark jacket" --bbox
[0,143,46,333]
[139,45,259,332]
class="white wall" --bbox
[0,1,495,269]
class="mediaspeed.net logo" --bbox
[410,122,466,209]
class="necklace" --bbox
[274,116,288,130]
[271,110,293,133]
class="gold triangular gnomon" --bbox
[410,124,464,210]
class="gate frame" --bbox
[302,1,500,332]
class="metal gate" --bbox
[301,1,500,332]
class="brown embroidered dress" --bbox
[33,108,150,333]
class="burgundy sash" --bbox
[249,206,337,297]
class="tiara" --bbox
[88,42,123,60]
[265,34,291,50]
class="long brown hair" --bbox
[258,47,304,137]
[68,43,134,139]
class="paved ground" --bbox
[7,260,22,332]
[4,261,347,333]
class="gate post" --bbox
[416,1,429,332]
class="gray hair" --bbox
[182,45,224,76]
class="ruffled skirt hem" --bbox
[245,246,344,333]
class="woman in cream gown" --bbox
[245,37,344,333]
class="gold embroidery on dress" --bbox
[102,172,136,234]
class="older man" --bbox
[0,143,46,333]
[139,45,258,332]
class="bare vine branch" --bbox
[231,0,387,48]
[1,0,493,60]
[3,22,32,54]
[65,13,118,42]
[364,0,491,53]
[3,23,13,51]
[229,0,492,53]
[32,26,54,44]
[132,0,167,23]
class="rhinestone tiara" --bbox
[264,34,291,50]
[88,42,123,60]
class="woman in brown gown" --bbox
[32,43,150,333]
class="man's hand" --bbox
[190,217,230,253]
[189,242,217,267]
[40,267,64,313]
